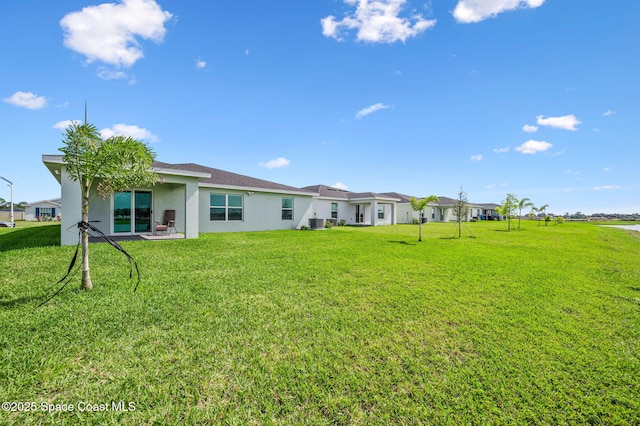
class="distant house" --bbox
[43,155,499,246]
[24,199,62,221]
[303,185,401,226]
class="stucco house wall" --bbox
[198,188,314,233]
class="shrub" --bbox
[338,219,347,227]
[324,220,333,229]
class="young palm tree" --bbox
[60,122,159,290]
[410,195,439,241]
[537,204,549,227]
[517,197,534,229]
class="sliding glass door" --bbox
[113,191,152,234]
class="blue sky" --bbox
[1,0,638,214]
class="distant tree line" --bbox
[0,199,27,209]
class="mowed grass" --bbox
[0,221,638,424]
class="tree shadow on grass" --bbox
[0,225,60,252]
[388,240,417,246]
[0,294,46,310]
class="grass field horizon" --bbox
[1,221,638,424]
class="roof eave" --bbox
[199,182,317,197]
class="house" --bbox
[43,155,500,246]
[24,198,62,221]
[303,185,400,226]
[43,156,318,246]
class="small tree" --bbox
[517,197,533,230]
[410,195,439,242]
[60,122,159,290]
[537,204,549,227]
[451,186,469,238]
[496,193,518,231]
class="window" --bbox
[431,207,435,219]
[331,203,338,219]
[37,207,54,218]
[378,205,384,219]
[210,194,243,221]
[282,197,293,220]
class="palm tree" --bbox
[60,122,159,290]
[537,204,549,227]
[517,197,533,229]
[410,195,439,241]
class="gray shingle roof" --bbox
[154,162,317,195]
[301,185,351,199]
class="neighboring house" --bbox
[43,155,500,246]
[24,199,62,221]
[380,194,501,224]
[303,185,400,226]
[476,203,502,221]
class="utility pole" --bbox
[0,176,13,227]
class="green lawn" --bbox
[1,221,638,424]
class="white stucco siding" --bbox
[198,189,314,233]
[60,167,83,246]
[311,199,352,224]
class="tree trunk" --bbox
[81,197,92,290]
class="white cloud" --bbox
[536,114,581,131]
[603,167,610,172]
[195,59,207,69]
[564,169,579,176]
[493,146,510,153]
[603,109,615,116]
[321,0,436,43]
[453,0,545,24]
[333,182,349,190]
[97,68,135,83]
[60,0,173,68]
[100,123,159,142]
[485,182,508,189]
[355,103,391,119]
[522,124,538,133]
[470,154,483,161]
[53,120,81,130]
[3,91,47,109]
[514,140,552,154]
[245,49,250,56]
[593,185,620,191]
[259,157,290,169]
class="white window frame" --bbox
[210,193,244,221]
